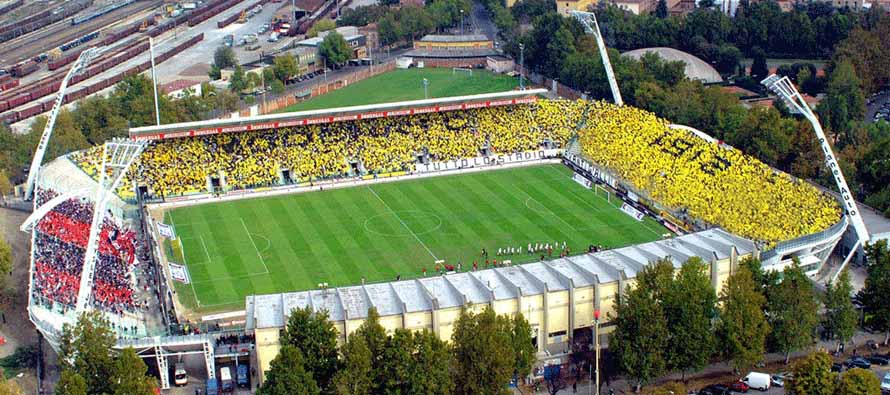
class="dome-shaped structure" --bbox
[622,47,723,83]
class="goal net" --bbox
[452,67,473,76]
[594,184,611,204]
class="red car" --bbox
[729,381,750,393]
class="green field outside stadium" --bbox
[278,68,520,112]
[164,164,668,313]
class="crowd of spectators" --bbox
[578,101,841,243]
[31,189,141,314]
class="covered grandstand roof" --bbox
[246,228,756,329]
[128,89,547,141]
[622,47,723,83]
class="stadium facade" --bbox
[24,90,852,388]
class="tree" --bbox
[378,14,401,46]
[610,260,671,389]
[0,170,12,197]
[750,47,769,81]
[510,313,536,380]
[0,378,20,395]
[410,330,453,395]
[213,46,237,69]
[452,306,515,395]
[858,136,890,216]
[382,329,414,394]
[270,80,285,95]
[816,60,866,147]
[788,351,835,395]
[837,368,881,395]
[318,32,352,66]
[308,19,336,37]
[59,312,118,395]
[655,0,668,18]
[768,261,819,363]
[110,348,157,395]
[257,345,321,395]
[272,54,299,83]
[665,257,717,379]
[0,237,10,281]
[229,65,247,92]
[861,240,890,344]
[823,269,857,352]
[717,266,770,372]
[280,307,340,392]
[55,370,87,395]
[333,336,373,395]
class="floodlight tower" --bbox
[761,75,869,279]
[24,47,104,200]
[569,10,623,106]
[75,138,147,314]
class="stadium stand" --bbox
[68,99,839,244]
[32,189,140,315]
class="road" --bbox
[865,89,890,124]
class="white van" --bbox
[742,371,771,391]
[220,367,234,393]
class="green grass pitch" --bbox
[165,164,668,312]
[278,68,520,113]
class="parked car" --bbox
[867,355,890,366]
[729,380,750,393]
[881,373,890,392]
[831,362,844,372]
[698,384,732,395]
[846,357,871,369]
[771,372,791,387]
[741,372,770,391]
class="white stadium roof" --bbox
[622,47,723,84]
[246,228,755,329]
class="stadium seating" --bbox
[67,99,840,243]
[31,189,139,314]
[578,101,841,244]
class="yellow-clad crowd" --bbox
[578,101,841,244]
[68,98,840,243]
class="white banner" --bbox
[572,173,592,189]
[157,222,176,239]
[621,203,645,221]
[415,149,562,173]
[169,263,190,283]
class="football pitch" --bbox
[163,164,668,312]
[278,68,519,112]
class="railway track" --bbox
[0,0,162,66]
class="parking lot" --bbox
[866,88,890,123]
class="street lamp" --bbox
[590,309,601,395]
[422,78,429,99]
[518,43,525,90]
[460,9,464,35]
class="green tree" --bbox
[452,306,515,395]
[823,269,857,352]
[768,262,819,363]
[55,370,88,395]
[816,60,866,147]
[318,32,353,66]
[665,257,717,379]
[382,329,415,394]
[272,54,299,83]
[655,0,668,18]
[750,47,769,81]
[229,65,247,92]
[378,14,401,46]
[717,266,770,372]
[213,46,238,69]
[308,19,337,37]
[610,259,671,389]
[788,350,835,395]
[59,312,118,395]
[858,136,890,216]
[333,335,373,395]
[257,345,321,395]
[861,240,890,344]
[110,348,157,395]
[0,170,11,197]
[0,237,11,281]
[837,368,881,395]
[510,313,536,380]
[270,80,285,95]
[281,307,340,392]
[410,330,453,395]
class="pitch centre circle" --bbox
[364,210,443,237]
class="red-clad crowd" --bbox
[31,189,138,314]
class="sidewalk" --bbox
[516,331,889,395]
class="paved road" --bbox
[865,89,890,124]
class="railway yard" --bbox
[0,0,334,131]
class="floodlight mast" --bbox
[569,11,623,106]
[761,75,870,277]
[24,47,104,200]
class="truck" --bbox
[236,365,249,388]
[206,378,218,395]
[220,367,234,393]
[241,33,258,44]
[741,372,771,391]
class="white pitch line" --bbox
[367,186,439,260]
[169,210,201,307]
[241,217,270,274]
[199,235,213,263]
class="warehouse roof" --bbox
[247,228,755,329]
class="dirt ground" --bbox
[0,208,41,393]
